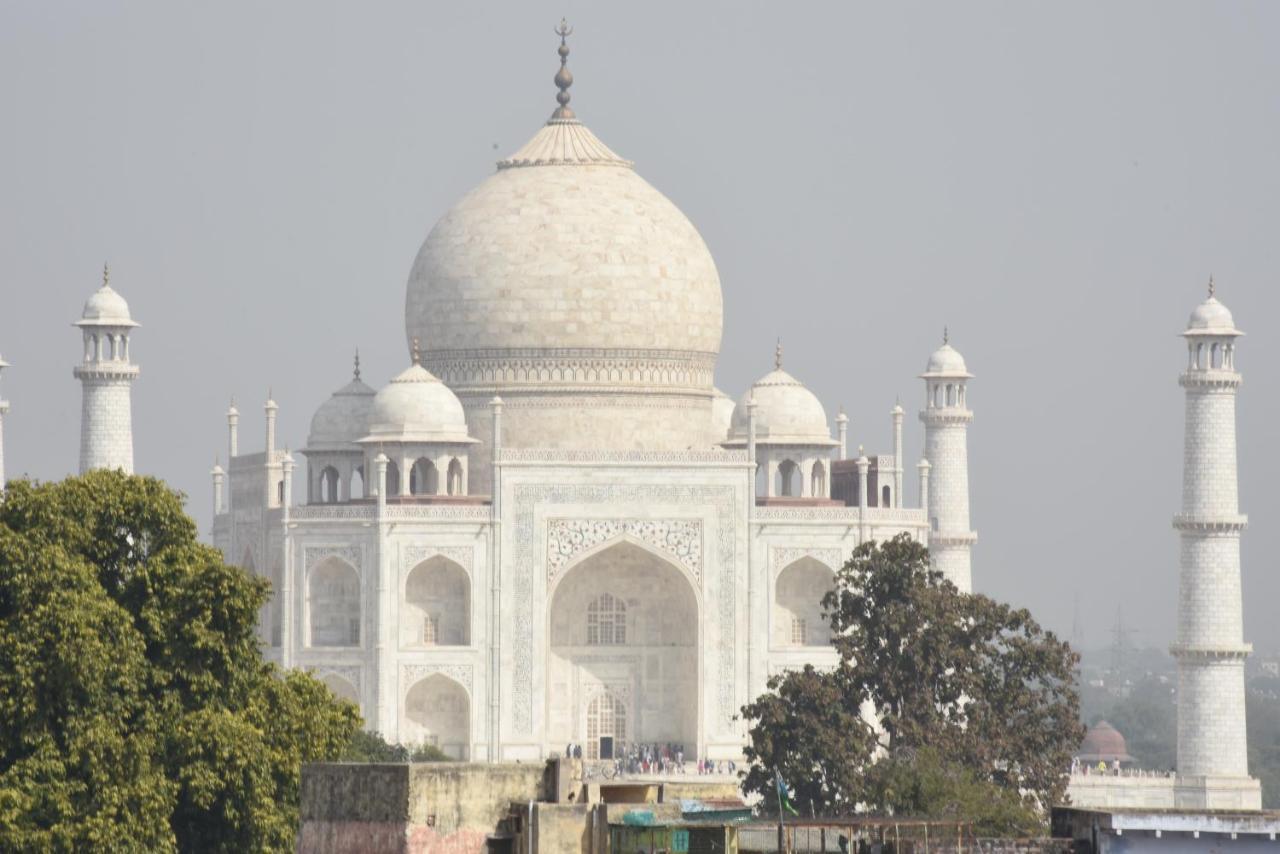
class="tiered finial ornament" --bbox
[102,262,110,287]
[774,338,783,370]
[1208,274,1216,298]
[411,337,422,366]
[353,349,361,380]
[552,18,575,120]
[943,326,949,345]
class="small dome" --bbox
[307,375,376,449]
[78,285,138,327]
[1186,296,1240,335]
[1077,720,1133,763]
[362,363,474,444]
[710,387,735,443]
[923,342,970,376]
[728,369,835,446]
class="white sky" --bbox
[1,1,1278,652]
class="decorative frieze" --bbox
[547,518,702,583]
[402,545,474,574]
[402,663,474,694]
[770,546,843,576]
[303,544,363,573]
[498,448,747,464]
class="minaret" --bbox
[1172,279,1260,810]
[0,355,10,495]
[919,329,976,592]
[74,265,139,474]
[891,401,905,507]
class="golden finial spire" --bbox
[1208,274,1216,298]
[353,348,361,380]
[411,337,422,366]
[551,18,575,120]
[774,338,783,370]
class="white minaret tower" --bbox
[75,265,139,474]
[1172,279,1261,810]
[919,330,976,592]
[0,354,10,495]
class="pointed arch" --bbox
[446,458,464,496]
[402,555,470,647]
[308,556,361,647]
[774,556,836,648]
[403,674,470,759]
[410,458,438,495]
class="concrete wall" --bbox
[299,762,547,854]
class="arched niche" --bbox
[320,673,359,710]
[546,540,699,759]
[308,557,361,647]
[403,674,470,759]
[402,555,470,647]
[774,557,836,647]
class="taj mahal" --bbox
[0,26,1262,810]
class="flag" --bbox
[775,769,799,816]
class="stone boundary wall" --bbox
[299,762,548,854]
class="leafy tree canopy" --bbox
[740,534,1082,832]
[339,730,452,763]
[0,472,360,852]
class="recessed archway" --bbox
[403,674,470,759]
[402,555,470,647]
[774,557,836,647]
[546,540,699,759]
[308,557,360,647]
[320,673,359,713]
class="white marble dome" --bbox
[79,284,137,327]
[1187,296,1239,334]
[727,369,835,446]
[923,342,971,376]
[710,387,735,442]
[362,363,474,444]
[404,120,723,368]
[307,374,376,450]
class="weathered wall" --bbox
[299,762,547,854]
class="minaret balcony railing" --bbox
[1170,642,1252,660]
[919,409,974,426]
[1179,370,1242,390]
[73,363,140,380]
[1172,514,1247,533]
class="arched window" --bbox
[410,458,438,495]
[319,466,340,503]
[776,460,800,497]
[446,458,464,496]
[587,593,626,645]
[1211,342,1222,369]
[586,691,627,760]
[882,484,891,507]
[946,384,955,406]
[811,461,827,498]
[350,466,365,499]
[385,461,400,496]
[308,558,360,647]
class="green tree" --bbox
[740,535,1082,832]
[740,664,876,816]
[339,730,452,763]
[0,472,360,852]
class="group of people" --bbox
[563,740,739,777]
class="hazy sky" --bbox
[1,2,1277,653]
